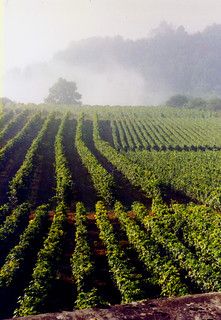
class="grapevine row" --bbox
[9,114,54,205]
[14,112,78,316]
[76,115,114,206]
[110,113,221,150]
[95,201,144,303]
[0,112,41,169]
[126,150,221,207]
[0,203,30,262]
[0,110,28,144]
[14,203,66,317]
[93,115,161,200]
[0,205,49,288]
[54,113,73,202]
[0,204,10,226]
[172,203,221,268]
[137,201,221,292]
[71,202,101,309]
[114,201,188,296]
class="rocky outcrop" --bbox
[11,292,221,320]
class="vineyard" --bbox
[0,105,221,319]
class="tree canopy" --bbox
[0,97,15,106]
[166,94,189,108]
[166,94,221,111]
[44,78,82,105]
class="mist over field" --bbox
[4,23,221,105]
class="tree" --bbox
[0,97,15,106]
[207,97,221,111]
[186,97,207,109]
[166,94,189,108]
[44,78,82,105]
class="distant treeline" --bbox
[55,23,221,101]
[166,94,221,111]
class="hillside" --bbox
[0,105,221,318]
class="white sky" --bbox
[3,0,221,71]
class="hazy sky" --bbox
[3,0,221,71]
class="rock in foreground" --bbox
[11,292,221,320]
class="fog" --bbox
[3,1,221,105]
[4,59,149,105]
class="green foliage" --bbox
[0,110,29,143]
[114,201,188,297]
[108,108,221,151]
[93,115,161,200]
[131,202,148,220]
[0,205,49,287]
[110,120,121,150]
[55,113,73,202]
[9,113,54,205]
[206,187,221,210]
[0,204,10,226]
[207,97,221,111]
[71,202,94,289]
[14,203,67,317]
[75,288,103,309]
[0,105,220,317]
[171,203,221,271]
[166,94,190,108]
[166,96,221,111]
[0,97,14,107]
[186,97,207,109]
[142,201,221,292]
[0,112,41,169]
[76,115,114,205]
[95,201,144,303]
[71,202,103,309]
[44,78,82,105]
[127,150,221,208]
[0,203,30,247]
